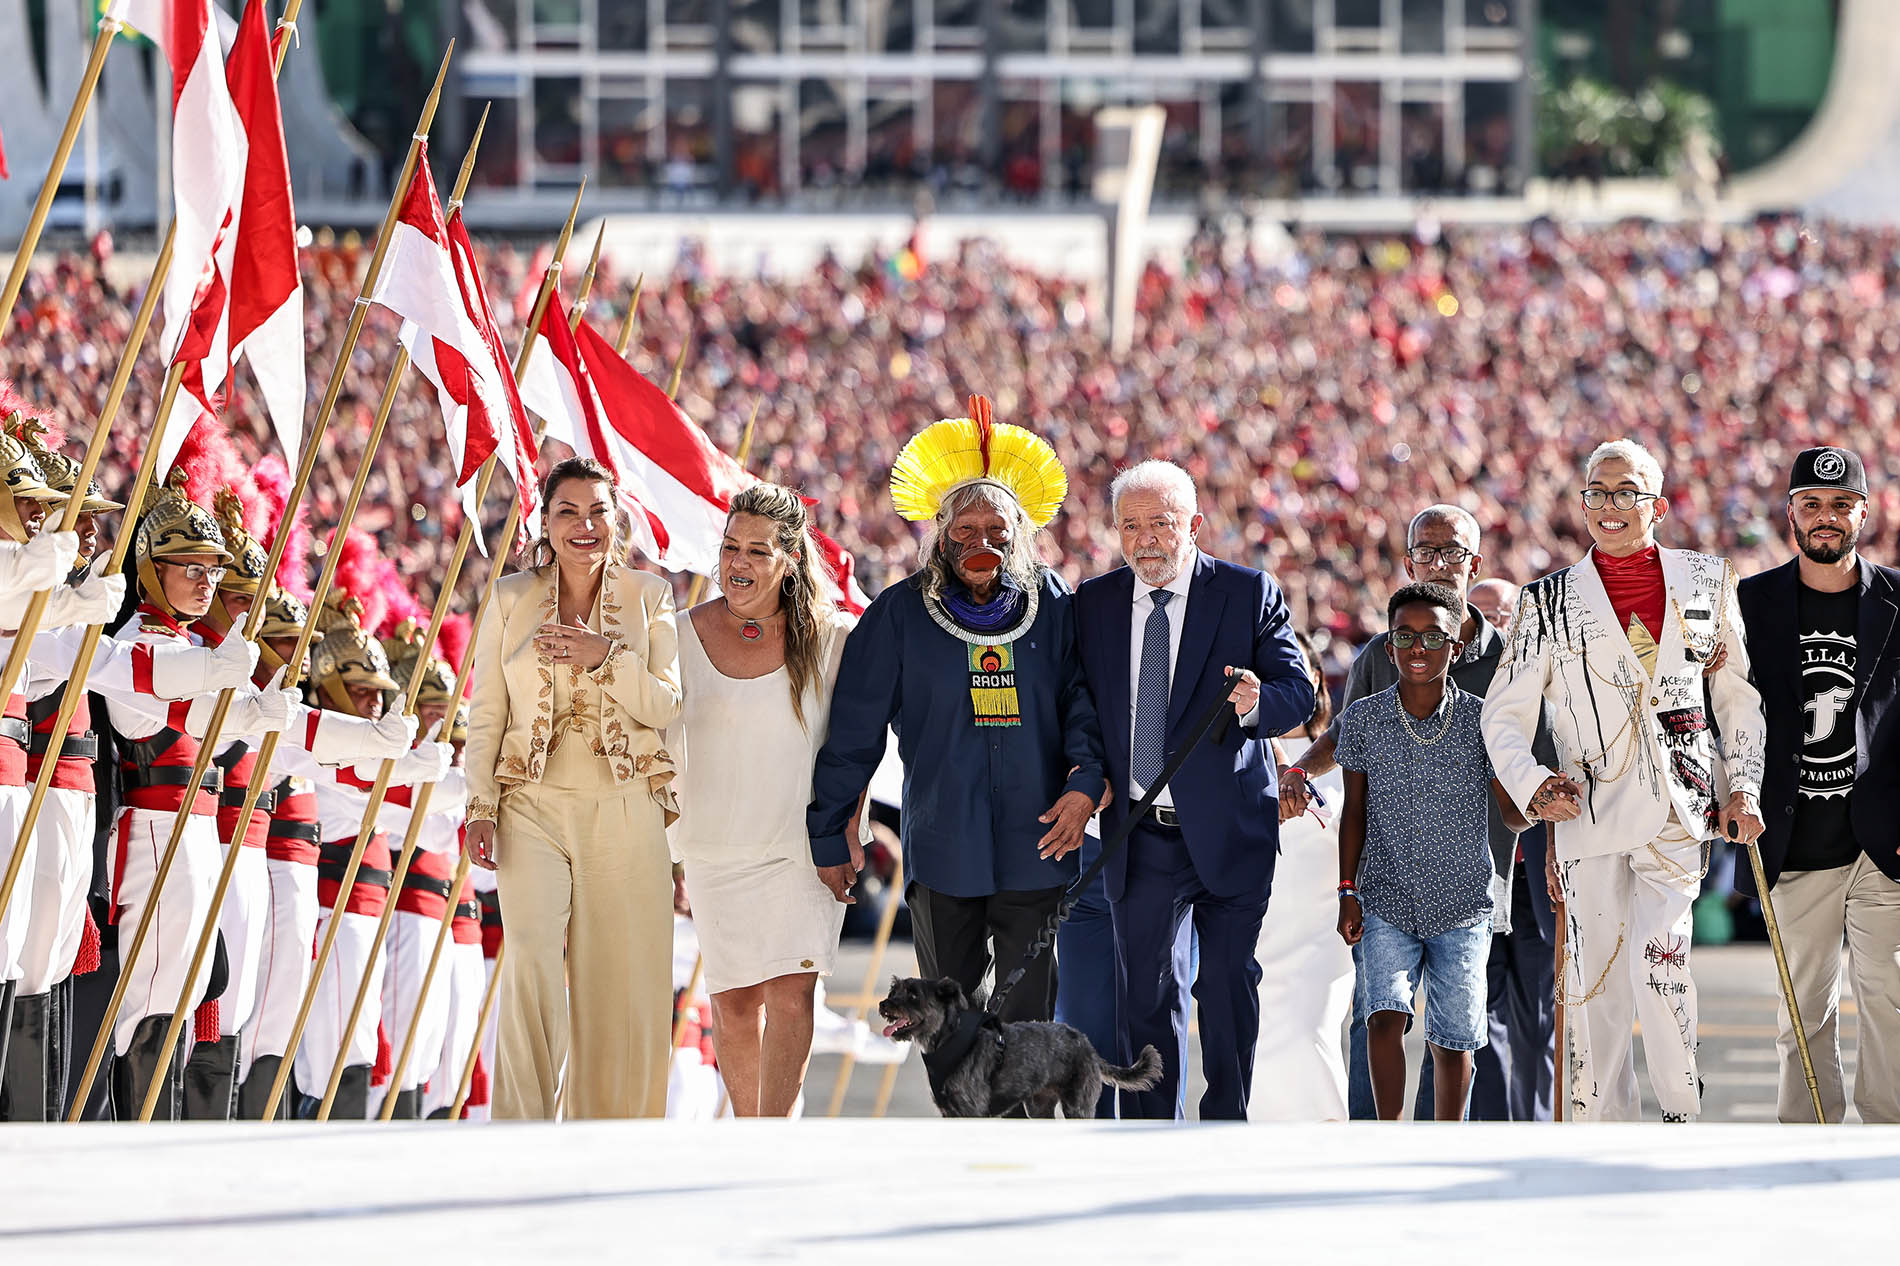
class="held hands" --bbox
[1721,790,1765,847]
[817,835,866,905]
[1223,666,1261,717]
[1337,892,1364,946]
[1036,789,1095,860]
[466,819,497,871]
[535,615,612,671]
[1278,765,1310,824]
[1528,772,1584,823]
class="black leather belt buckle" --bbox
[1150,805,1181,829]
[0,718,29,747]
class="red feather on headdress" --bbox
[968,393,994,475]
[329,529,388,634]
[171,417,245,507]
[372,558,428,641]
[0,380,65,448]
[435,612,471,685]
[251,455,312,600]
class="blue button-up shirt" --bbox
[807,569,1108,898]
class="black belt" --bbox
[478,890,501,926]
[455,899,480,921]
[122,766,223,795]
[399,869,454,900]
[0,718,27,747]
[1150,805,1181,829]
[318,842,390,889]
[267,819,321,844]
[220,783,281,814]
[27,731,99,760]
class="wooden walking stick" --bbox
[1743,836,1827,1123]
[826,850,903,1118]
[0,11,122,334]
[450,941,506,1118]
[69,39,458,1119]
[613,274,645,356]
[377,239,612,1121]
[296,177,585,1117]
[137,105,497,1122]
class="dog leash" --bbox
[982,669,1241,1020]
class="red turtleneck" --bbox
[1593,543,1665,645]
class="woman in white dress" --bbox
[1250,632,1355,1121]
[670,483,857,1117]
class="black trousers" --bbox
[907,881,1063,1023]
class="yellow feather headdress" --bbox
[889,395,1068,529]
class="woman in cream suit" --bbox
[671,483,857,1117]
[465,457,683,1119]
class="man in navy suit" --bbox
[1075,461,1314,1120]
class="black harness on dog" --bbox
[921,1011,1007,1111]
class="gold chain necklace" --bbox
[1395,681,1459,746]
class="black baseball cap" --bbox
[1789,447,1868,499]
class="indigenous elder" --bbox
[1074,459,1312,1121]
[1482,438,1765,1122]
[807,397,1106,1031]
[671,482,857,1117]
[1281,504,1555,1121]
[465,457,683,1119]
[1737,447,1900,1123]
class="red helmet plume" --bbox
[252,454,313,600]
[328,529,388,634]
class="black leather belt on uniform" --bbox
[267,819,321,844]
[318,842,391,889]
[0,718,28,747]
[1150,805,1181,829]
[455,900,480,921]
[399,869,454,900]
[220,783,281,814]
[123,766,223,796]
[27,731,99,760]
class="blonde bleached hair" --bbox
[1584,439,1665,495]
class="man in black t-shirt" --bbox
[1738,446,1900,1124]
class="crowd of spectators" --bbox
[10,214,1899,682]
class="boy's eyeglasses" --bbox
[1405,545,1472,566]
[1580,488,1659,512]
[162,562,228,583]
[1389,630,1451,651]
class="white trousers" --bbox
[1249,809,1354,1122]
[423,940,487,1118]
[377,908,453,1101]
[0,784,37,981]
[1557,826,1702,1121]
[110,807,220,1054]
[291,909,385,1105]
[458,953,502,1122]
[1771,854,1900,1124]
[213,844,271,1038]
[18,788,91,994]
[238,858,318,1077]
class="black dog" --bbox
[878,976,1162,1118]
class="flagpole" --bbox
[69,37,458,1119]
[613,273,644,356]
[377,242,609,1121]
[665,323,691,399]
[450,941,506,1118]
[307,180,587,1121]
[573,222,605,326]
[0,11,122,335]
[134,104,496,1122]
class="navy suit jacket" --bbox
[1075,552,1315,903]
[1736,555,1900,892]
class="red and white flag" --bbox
[516,288,672,565]
[156,0,303,478]
[113,0,245,369]
[370,144,539,552]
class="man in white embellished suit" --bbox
[1481,438,1766,1122]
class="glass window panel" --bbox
[732,81,784,200]
[466,0,521,51]
[927,0,982,48]
[1464,0,1517,27]
[1266,0,1314,52]
[1335,0,1383,26]
[1402,0,1446,52]
[666,0,711,21]
[663,79,714,198]
[1216,80,1259,195]
[598,0,651,49]
[1462,80,1514,193]
[1000,0,1049,52]
[998,83,1044,200]
[599,96,656,187]
[469,96,522,188]
[1197,0,1253,46]
[932,79,984,187]
[1133,0,1180,54]
[1332,81,1381,192]
[870,0,918,51]
[798,79,851,187]
[532,0,581,24]
[533,76,584,167]
[730,0,782,52]
[1265,99,1317,195]
[863,91,920,190]
[1399,100,1448,189]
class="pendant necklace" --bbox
[727,598,781,642]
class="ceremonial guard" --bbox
[1481,439,1766,1121]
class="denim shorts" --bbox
[1354,908,1491,1052]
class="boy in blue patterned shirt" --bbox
[1334,583,1563,1120]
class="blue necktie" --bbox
[1132,590,1173,791]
